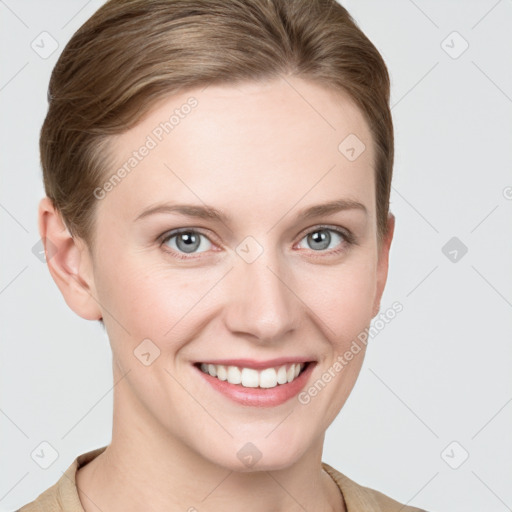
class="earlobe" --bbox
[38,196,103,321]
[372,213,395,318]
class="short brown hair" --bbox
[41,0,393,252]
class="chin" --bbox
[198,433,312,473]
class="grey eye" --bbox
[298,229,344,251]
[164,230,212,254]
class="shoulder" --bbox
[16,477,66,512]
[322,462,430,512]
[16,446,108,512]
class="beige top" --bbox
[17,446,428,511]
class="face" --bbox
[71,77,393,470]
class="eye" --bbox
[296,226,351,253]
[159,225,353,260]
[161,229,212,257]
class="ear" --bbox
[372,213,395,318]
[38,196,103,321]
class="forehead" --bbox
[100,77,375,223]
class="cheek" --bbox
[298,258,377,343]
[96,242,377,357]
[96,255,225,344]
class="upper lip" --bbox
[195,357,315,370]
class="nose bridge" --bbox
[224,241,300,342]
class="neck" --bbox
[76,371,345,512]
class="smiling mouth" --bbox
[195,361,311,389]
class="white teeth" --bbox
[276,365,288,384]
[241,368,259,388]
[199,362,306,389]
[259,368,277,388]
[227,365,242,384]
[216,365,227,381]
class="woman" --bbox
[18,0,429,510]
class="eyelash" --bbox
[158,225,356,261]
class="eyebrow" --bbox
[134,198,367,223]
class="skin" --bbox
[39,75,394,512]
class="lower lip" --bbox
[194,362,316,407]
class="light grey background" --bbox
[1,1,511,511]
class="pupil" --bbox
[177,232,199,253]
[309,230,330,250]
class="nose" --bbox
[223,247,302,344]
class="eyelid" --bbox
[159,227,219,245]
[296,223,356,246]
[158,224,356,259]
[158,228,220,260]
